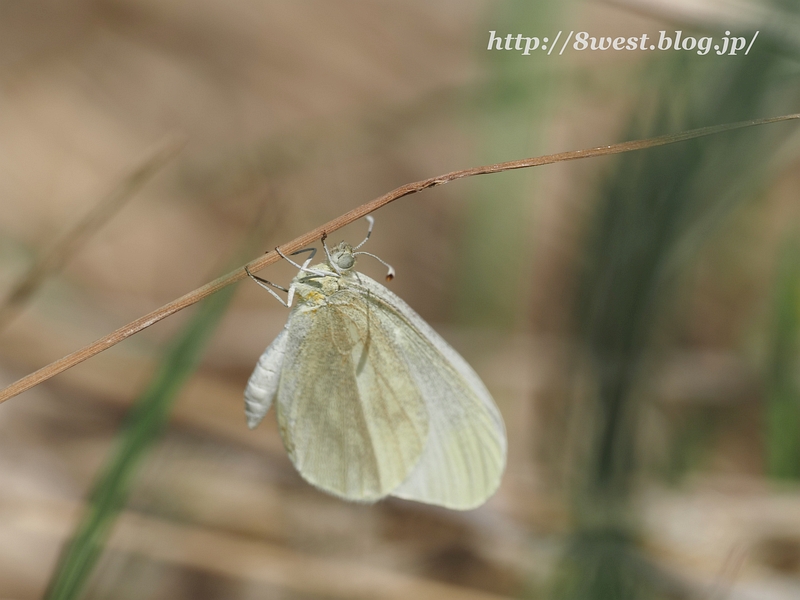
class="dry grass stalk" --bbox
[0,113,797,405]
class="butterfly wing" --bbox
[276,291,429,502]
[353,274,507,510]
[244,326,289,429]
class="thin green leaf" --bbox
[765,234,800,480]
[43,270,239,600]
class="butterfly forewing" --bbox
[276,291,430,502]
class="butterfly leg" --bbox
[245,266,291,307]
[276,247,329,278]
[321,232,343,276]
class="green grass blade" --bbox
[552,9,800,600]
[765,234,800,480]
[43,277,239,600]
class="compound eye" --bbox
[337,254,355,270]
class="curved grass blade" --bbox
[43,193,275,599]
[0,136,184,330]
[0,112,798,406]
[765,234,800,480]
[43,267,239,600]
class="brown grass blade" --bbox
[0,135,186,330]
[0,113,797,404]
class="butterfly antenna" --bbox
[354,215,374,250]
[354,251,395,281]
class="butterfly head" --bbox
[328,242,357,273]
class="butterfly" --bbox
[244,217,506,509]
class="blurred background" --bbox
[1,1,800,598]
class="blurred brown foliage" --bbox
[1,1,800,599]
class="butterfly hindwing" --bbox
[353,275,507,509]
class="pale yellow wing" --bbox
[351,274,507,510]
[276,291,429,502]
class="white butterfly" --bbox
[244,217,506,510]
